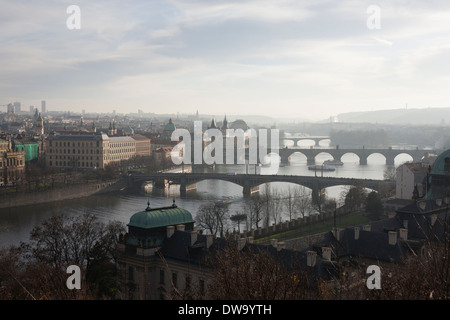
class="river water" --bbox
[0,143,415,248]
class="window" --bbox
[172,273,178,288]
[159,270,165,284]
[128,266,134,281]
[444,158,450,172]
[199,279,205,295]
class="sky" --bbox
[1,0,450,121]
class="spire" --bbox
[209,117,217,129]
[146,199,151,211]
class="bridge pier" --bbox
[180,182,197,198]
[243,185,260,197]
[154,178,167,188]
[385,155,395,166]
[311,185,324,205]
[360,156,367,165]
[307,155,315,165]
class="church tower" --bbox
[35,113,44,135]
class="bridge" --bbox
[279,147,437,165]
[128,172,395,201]
[281,135,330,147]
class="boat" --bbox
[308,165,335,172]
[323,159,344,166]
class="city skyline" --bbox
[2,1,450,120]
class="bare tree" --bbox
[244,195,264,230]
[196,201,230,237]
[204,242,319,300]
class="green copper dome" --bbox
[430,149,450,176]
[164,118,176,132]
[128,200,194,229]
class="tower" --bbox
[35,113,44,135]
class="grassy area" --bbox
[254,211,373,244]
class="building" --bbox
[396,162,429,200]
[0,138,26,186]
[150,119,179,152]
[424,149,450,199]
[34,113,44,136]
[133,134,151,158]
[45,133,137,170]
[116,199,219,300]
[153,147,173,166]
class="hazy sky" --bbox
[1,0,450,120]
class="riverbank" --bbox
[0,178,128,209]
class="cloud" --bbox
[1,0,450,118]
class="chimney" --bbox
[354,226,360,240]
[332,227,340,241]
[430,214,437,226]
[190,230,198,246]
[399,228,408,241]
[388,231,397,245]
[166,225,175,238]
[307,251,317,267]
[403,219,408,229]
[176,224,185,231]
[322,247,332,261]
[206,234,214,248]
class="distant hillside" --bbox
[336,108,450,125]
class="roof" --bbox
[403,162,429,174]
[164,119,176,132]
[430,149,450,176]
[109,136,135,142]
[128,200,194,229]
[48,133,105,140]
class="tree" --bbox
[341,181,367,212]
[244,195,264,230]
[366,191,383,218]
[196,201,230,237]
[384,165,397,181]
[230,213,247,233]
[204,242,319,300]
[24,213,125,297]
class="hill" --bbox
[336,108,450,125]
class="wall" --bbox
[0,178,127,209]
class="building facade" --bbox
[45,133,137,170]
[0,138,26,186]
[116,200,216,300]
[396,162,429,200]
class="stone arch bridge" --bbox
[129,172,394,201]
[279,147,436,165]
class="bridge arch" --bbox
[287,151,307,164]
[394,153,414,166]
[340,152,360,164]
[282,139,296,148]
[366,153,387,165]
[317,138,331,148]
[315,152,334,164]
[258,181,313,194]
[296,139,316,148]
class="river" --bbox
[0,145,414,248]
